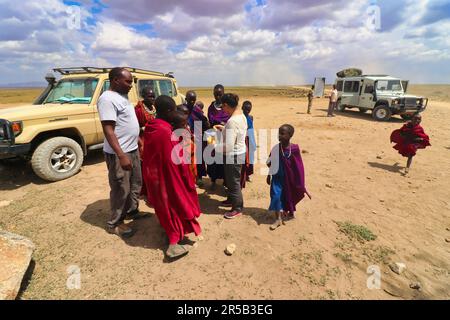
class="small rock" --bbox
[372,210,377,214]
[412,191,416,194]
[445,238,450,243]
[376,155,383,159]
[446,227,450,232]
[0,200,12,208]
[379,199,385,203]
[366,176,372,180]
[197,235,204,241]
[301,149,309,154]
[225,243,236,256]
[326,183,333,188]
[410,282,422,290]
[389,262,406,275]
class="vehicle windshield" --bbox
[44,78,99,104]
[376,80,403,92]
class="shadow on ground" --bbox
[368,161,403,174]
[0,149,104,191]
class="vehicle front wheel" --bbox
[31,137,84,182]
[372,105,392,121]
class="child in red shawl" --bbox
[390,114,430,174]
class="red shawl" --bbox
[142,119,201,244]
[390,123,430,157]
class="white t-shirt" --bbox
[330,89,338,102]
[221,113,248,156]
[97,90,140,154]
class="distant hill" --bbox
[0,81,46,88]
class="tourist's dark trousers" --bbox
[224,153,245,212]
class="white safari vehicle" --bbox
[335,74,428,121]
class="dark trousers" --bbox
[104,149,142,227]
[328,101,337,116]
[224,154,245,212]
[307,100,313,113]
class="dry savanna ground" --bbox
[0,85,449,299]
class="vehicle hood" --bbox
[377,93,424,99]
[0,103,92,122]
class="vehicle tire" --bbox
[31,137,84,182]
[372,104,392,121]
[400,114,413,120]
[359,108,367,113]
[336,100,346,112]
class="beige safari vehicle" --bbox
[0,67,184,181]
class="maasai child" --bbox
[390,113,430,174]
[142,96,201,258]
[135,86,156,203]
[207,84,229,188]
[195,101,204,110]
[174,105,197,180]
[266,124,311,230]
[185,91,209,186]
[240,100,256,187]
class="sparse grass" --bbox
[336,221,377,243]
[0,88,43,105]
[334,252,353,264]
[362,245,395,265]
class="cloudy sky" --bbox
[0,0,449,87]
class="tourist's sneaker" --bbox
[107,223,134,238]
[224,210,242,219]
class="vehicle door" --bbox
[359,81,375,109]
[341,80,360,106]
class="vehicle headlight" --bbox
[0,126,4,139]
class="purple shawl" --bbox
[207,101,230,126]
[281,144,311,212]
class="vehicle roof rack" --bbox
[361,74,390,77]
[53,67,169,77]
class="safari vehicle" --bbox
[335,74,428,121]
[0,67,184,181]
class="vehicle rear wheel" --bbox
[336,100,346,112]
[372,105,392,121]
[359,108,368,113]
[31,137,84,182]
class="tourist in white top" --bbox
[214,93,247,219]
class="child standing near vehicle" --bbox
[266,124,311,230]
[390,113,430,174]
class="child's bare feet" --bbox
[270,219,282,230]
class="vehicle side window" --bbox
[364,84,374,94]
[138,80,155,97]
[344,81,359,93]
[138,79,176,98]
[336,81,343,91]
[100,80,110,95]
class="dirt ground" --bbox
[0,87,449,299]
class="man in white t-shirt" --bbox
[97,67,143,238]
[328,84,338,117]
